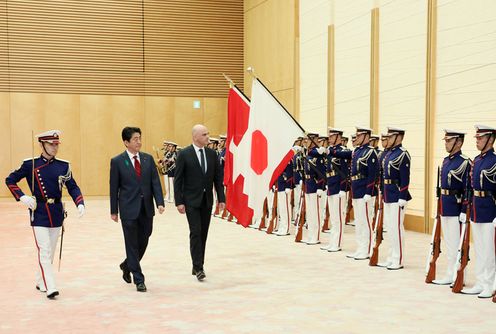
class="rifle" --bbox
[266,188,278,234]
[258,197,268,230]
[452,174,472,293]
[425,166,442,283]
[294,183,306,242]
[322,199,330,232]
[345,189,354,226]
[290,188,295,221]
[58,204,67,271]
[369,194,384,266]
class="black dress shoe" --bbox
[120,263,132,284]
[136,282,147,292]
[47,291,59,299]
[196,270,206,281]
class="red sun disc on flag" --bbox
[250,130,268,175]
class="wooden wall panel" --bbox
[0,93,10,197]
[203,98,228,139]
[1,0,243,97]
[379,0,427,221]
[174,98,204,147]
[244,0,296,115]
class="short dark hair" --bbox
[122,127,141,142]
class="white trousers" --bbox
[305,193,321,243]
[384,202,406,266]
[470,221,495,292]
[319,192,327,227]
[292,184,302,220]
[440,216,461,279]
[352,198,373,257]
[164,175,174,202]
[276,191,291,235]
[327,194,345,248]
[32,226,61,294]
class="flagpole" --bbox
[245,67,312,139]
[222,73,251,102]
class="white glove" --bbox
[78,204,85,218]
[338,191,346,198]
[317,189,325,197]
[299,180,303,186]
[492,217,496,228]
[20,195,36,210]
[293,145,301,152]
[285,188,291,194]
[398,199,407,208]
[363,194,371,202]
[458,212,466,223]
[317,147,326,155]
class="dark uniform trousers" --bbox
[121,199,153,285]
[186,193,211,272]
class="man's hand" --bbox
[398,199,407,208]
[218,202,225,211]
[176,204,186,214]
[158,205,165,214]
[20,195,36,210]
[363,194,371,202]
[459,212,467,223]
[111,214,118,222]
[77,204,85,218]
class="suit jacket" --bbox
[110,151,164,220]
[174,145,225,208]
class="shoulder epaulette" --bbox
[56,158,70,164]
[460,154,470,160]
[23,157,38,162]
[399,146,406,152]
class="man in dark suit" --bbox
[110,126,165,292]
[174,124,225,281]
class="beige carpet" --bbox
[0,198,494,334]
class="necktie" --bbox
[133,155,141,178]
[199,149,206,174]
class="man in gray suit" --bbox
[174,124,225,281]
[110,126,165,292]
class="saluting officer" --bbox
[5,130,85,299]
[328,126,378,260]
[461,125,496,298]
[379,127,411,270]
[321,128,349,252]
[432,130,471,285]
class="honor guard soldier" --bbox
[303,133,327,244]
[164,142,177,203]
[379,127,411,270]
[461,125,496,298]
[274,159,294,236]
[5,130,85,299]
[292,137,305,221]
[328,126,378,260]
[321,128,349,252]
[432,130,471,285]
[317,135,329,224]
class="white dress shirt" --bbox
[192,144,207,173]
[126,150,140,168]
